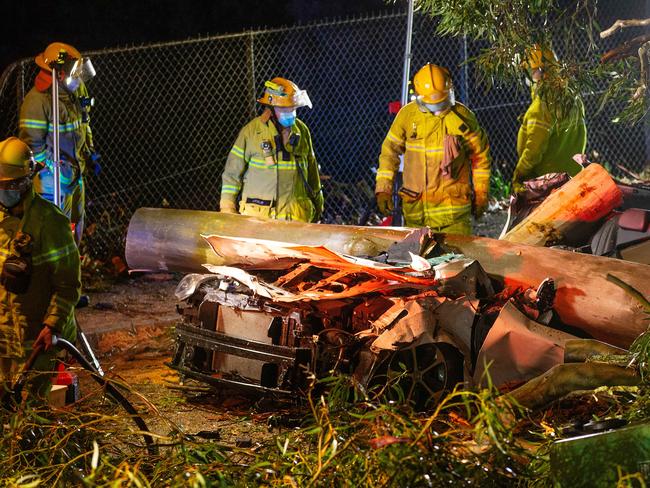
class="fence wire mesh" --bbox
[0,7,647,259]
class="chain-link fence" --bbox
[0,7,647,259]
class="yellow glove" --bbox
[512,179,526,195]
[511,170,527,195]
[376,192,394,216]
[220,201,238,214]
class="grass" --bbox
[5,302,650,488]
[1,372,551,487]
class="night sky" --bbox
[2,0,395,71]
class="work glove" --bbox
[89,151,102,176]
[512,180,526,195]
[312,207,323,223]
[376,192,394,216]
[511,170,527,195]
[34,324,54,351]
[220,201,238,214]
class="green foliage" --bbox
[490,165,512,200]
[606,274,650,382]
[412,0,648,125]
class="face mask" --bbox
[423,100,451,113]
[276,110,297,128]
[0,189,23,209]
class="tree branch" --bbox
[601,18,650,39]
[601,33,650,64]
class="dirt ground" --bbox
[73,276,277,447]
[71,210,508,447]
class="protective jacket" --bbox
[0,190,80,359]
[19,80,94,196]
[376,102,491,232]
[220,111,324,222]
[513,87,586,189]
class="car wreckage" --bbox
[125,166,650,408]
[171,230,512,407]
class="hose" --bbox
[2,336,158,455]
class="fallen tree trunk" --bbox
[434,233,649,348]
[501,164,623,246]
[507,362,640,411]
[125,209,650,348]
[125,208,405,274]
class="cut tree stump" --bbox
[501,164,623,247]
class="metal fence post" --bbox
[392,0,415,227]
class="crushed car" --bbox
[169,228,595,408]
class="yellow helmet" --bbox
[0,137,34,182]
[523,44,557,70]
[257,77,312,109]
[413,64,452,104]
[35,42,81,71]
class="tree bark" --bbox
[125,209,650,348]
[563,339,628,363]
[501,164,622,247]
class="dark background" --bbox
[1,0,394,71]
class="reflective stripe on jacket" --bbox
[376,101,491,229]
[0,190,80,358]
[513,89,587,184]
[220,112,324,223]
[19,82,93,190]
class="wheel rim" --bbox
[387,343,456,409]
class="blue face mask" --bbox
[0,189,23,209]
[276,111,297,128]
[422,99,451,114]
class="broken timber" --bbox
[501,164,623,246]
[126,209,650,348]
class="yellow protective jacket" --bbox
[19,81,94,193]
[376,102,491,230]
[220,111,324,223]
[513,88,586,189]
[0,190,80,359]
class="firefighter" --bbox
[375,63,491,235]
[512,45,587,194]
[219,77,324,223]
[0,137,80,398]
[19,42,98,245]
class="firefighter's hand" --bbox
[312,207,323,223]
[220,201,238,214]
[376,192,394,216]
[511,171,527,195]
[34,325,54,351]
[89,151,102,176]
[512,180,526,195]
